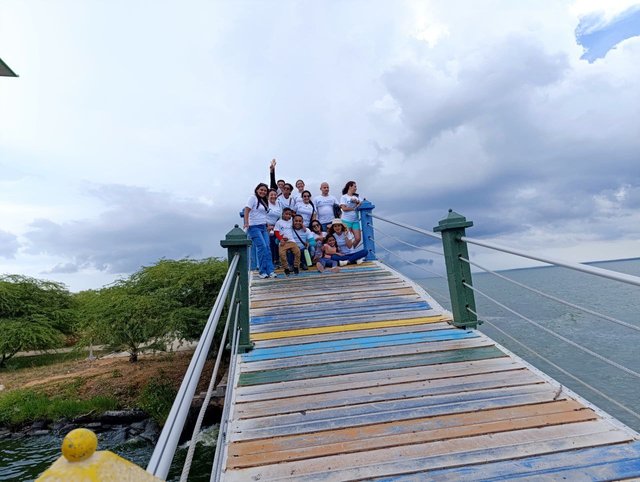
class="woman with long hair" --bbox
[327,218,367,265]
[309,219,326,263]
[244,183,277,278]
[340,180,362,247]
[296,190,317,227]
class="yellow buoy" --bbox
[61,428,98,462]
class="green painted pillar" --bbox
[220,225,254,353]
[433,210,479,329]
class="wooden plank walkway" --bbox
[219,262,640,481]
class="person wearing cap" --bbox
[327,218,367,265]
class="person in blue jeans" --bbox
[243,183,277,279]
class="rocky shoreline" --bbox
[0,409,161,444]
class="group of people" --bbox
[243,159,368,278]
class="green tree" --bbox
[0,275,75,367]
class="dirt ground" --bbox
[0,351,218,406]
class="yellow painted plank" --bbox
[251,315,450,341]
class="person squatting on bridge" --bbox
[244,159,367,277]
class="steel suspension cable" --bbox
[372,224,444,256]
[463,282,640,380]
[180,275,239,482]
[371,214,442,240]
[374,238,446,280]
[468,307,640,422]
[459,257,640,335]
[461,236,640,288]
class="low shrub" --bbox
[137,376,177,425]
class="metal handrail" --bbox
[147,254,240,480]
[371,214,442,240]
[461,236,640,288]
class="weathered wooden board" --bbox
[227,406,597,468]
[235,369,542,419]
[243,329,476,363]
[240,337,493,373]
[371,440,640,481]
[235,357,525,402]
[230,384,562,440]
[224,420,631,481]
[251,315,449,340]
[238,344,504,383]
[253,321,452,348]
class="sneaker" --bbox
[268,272,278,278]
[284,268,291,276]
[293,267,300,275]
[259,273,269,279]
[339,260,348,267]
[356,258,364,264]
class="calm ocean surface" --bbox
[417,257,640,433]
[2,258,639,480]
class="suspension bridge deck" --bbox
[218,262,640,481]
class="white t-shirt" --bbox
[274,218,294,241]
[292,227,314,250]
[277,195,296,211]
[266,202,281,226]
[333,230,355,254]
[246,196,268,226]
[315,194,338,224]
[296,202,315,227]
[340,194,360,222]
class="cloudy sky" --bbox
[1,0,639,291]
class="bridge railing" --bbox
[366,206,640,427]
[147,225,252,481]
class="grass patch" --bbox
[0,389,118,427]
[2,350,101,371]
[137,375,177,425]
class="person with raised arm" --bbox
[244,183,277,279]
[315,182,339,231]
[274,208,300,275]
[340,180,362,247]
[266,188,282,269]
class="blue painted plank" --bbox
[370,440,640,481]
[243,329,476,362]
[253,295,421,316]
[251,301,432,324]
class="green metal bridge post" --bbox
[433,210,479,329]
[220,225,254,353]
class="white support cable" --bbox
[371,214,442,240]
[211,308,242,481]
[468,308,640,422]
[375,238,447,280]
[463,281,640,381]
[180,276,240,482]
[371,224,444,256]
[461,236,640,288]
[459,257,640,335]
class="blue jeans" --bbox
[247,224,275,275]
[331,249,367,264]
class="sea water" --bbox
[417,258,640,433]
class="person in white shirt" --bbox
[328,218,367,265]
[266,189,282,268]
[277,183,296,211]
[295,190,317,227]
[339,180,362,248]
[315,182,339,230]
[274,208,300,275]
[244,183,277,278]
[292,179,308,209]
[309,220,326,263]
[292,214,316,270]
